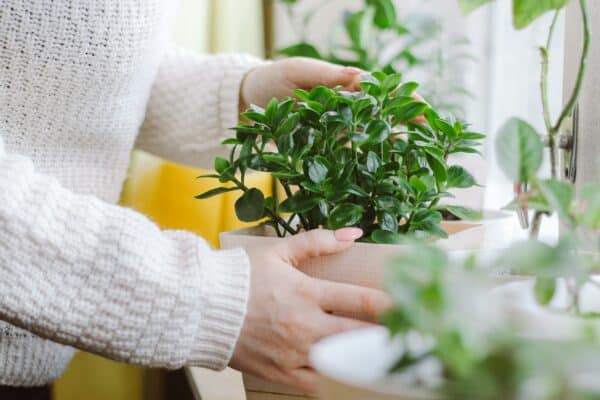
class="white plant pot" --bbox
[309,327,440,400]
[220,216,510,398]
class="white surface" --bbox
[310,327,439,398]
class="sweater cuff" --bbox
[189,246,251,370]
[218,54,265,132]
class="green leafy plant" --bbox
[197,71,484,243]
[278,0,475,116]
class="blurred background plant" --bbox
[277,0,475,117]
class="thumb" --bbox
[282,228,363,266]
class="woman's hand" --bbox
[240,56,427,123]
[229,228,392,393]
[240,57,363,110]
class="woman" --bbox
[0,1,391,397]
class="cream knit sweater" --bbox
[0,1,263,386]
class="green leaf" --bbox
[381,73,403,95]
[273,171,302,180]
[458,0,494,14]
[393,102,429,123]
[366,0,397,29]
[436,119,458,140]
[328,203,364,229]
[222,138,242,145]
[537,179,574,222]
[534,277,557,305]
[214,157,230,174]
[444,206,482,221]
[195,186,239,200]
[446,166,477,189]
[308,157,329,184]
[513,0,571,30]
[278,43,322,59]
[426,153,448,183]
[241,111,268,125]
[275,113,300,137]
[371,229,403,244]
[495,117,543,183]
[366,151,381,173]
[396,82,419,97]
[345,8,375,49]
[279,192,321,213]
[366,120,392,143]
[409,176,427,193]
[265,98,279,124]
[273,98,296,126]
[379,211,399,232]
[235,189,265,222]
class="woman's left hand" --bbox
[240,57,362,110]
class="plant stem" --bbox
[529,211,544,240]
[541,11,559,134]
[553,0,590,136]
[530,0,590,238]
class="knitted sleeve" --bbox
[136,49,264,167]
[0,137,250,370]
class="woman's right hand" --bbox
[229,228,392,393]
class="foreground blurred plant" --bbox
[382,242,600,400]
[278,0,474,116]
[197,71,483,242]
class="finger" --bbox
[315,280,393,318]
[283,228,363,266]
[320,313,377,337]
[288,58,363,90]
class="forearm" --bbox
[0,138,250,369]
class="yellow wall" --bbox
[53,1,266,399]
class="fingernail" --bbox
[341,67,362,75]
[334,227,363,241]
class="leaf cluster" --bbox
[197,71,483,243]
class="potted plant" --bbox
[197,70,486,263]
[196,70,488,396]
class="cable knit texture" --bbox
[0,0,262,387]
